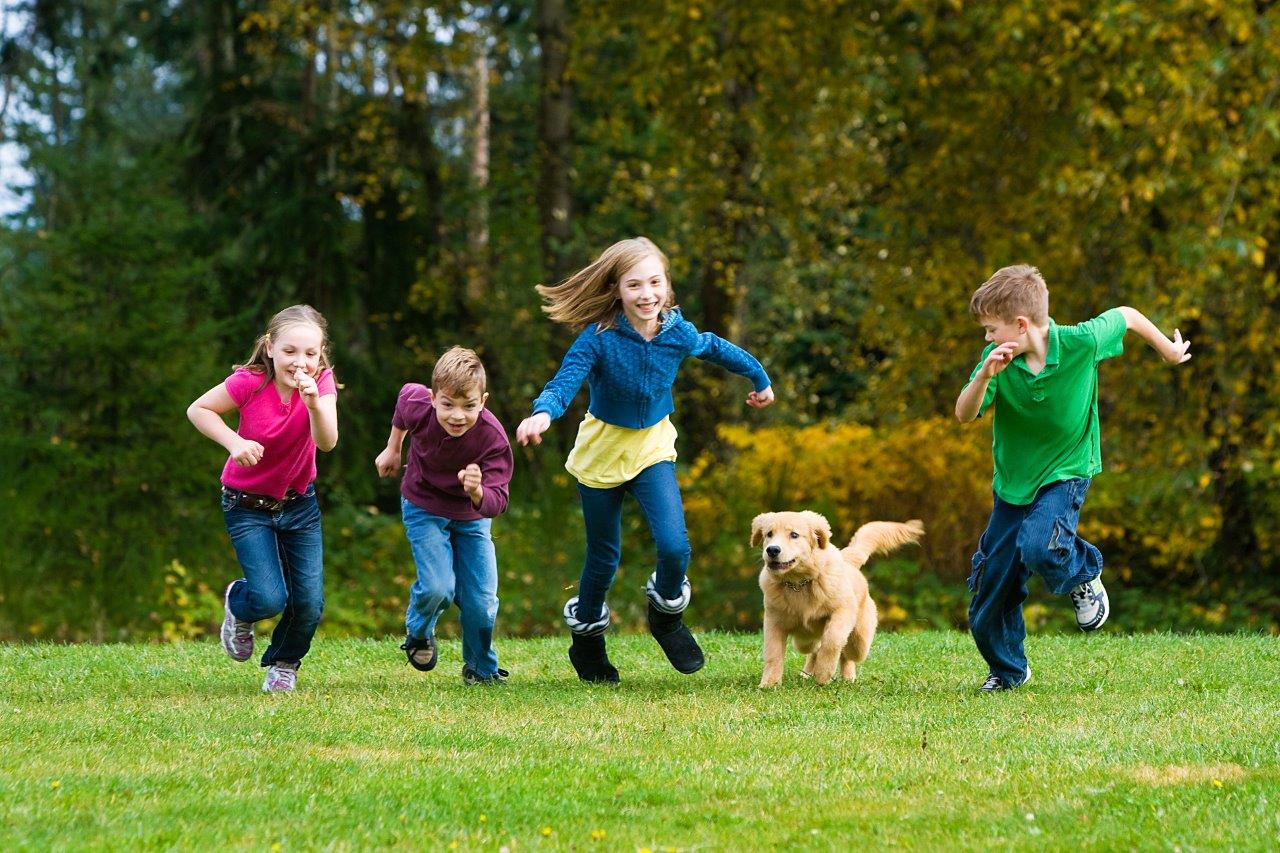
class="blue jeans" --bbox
[574,460,690,624]
[968,477,1103,685]
[401,497,500,677]
[222,484,325,666]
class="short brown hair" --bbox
[969,265,1049,324]
[432,346,487,396]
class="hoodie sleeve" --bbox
[530,328,599,421]
[688,323,771,392]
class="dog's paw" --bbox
[758,677,782,689]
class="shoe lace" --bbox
[982,674,1003,690]
[1070,583,1094,606]
[234,618,254,643]
[269,663,297,689]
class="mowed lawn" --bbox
[2,631,1278,850]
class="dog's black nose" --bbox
[765,545,781,558]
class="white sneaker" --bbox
[1069,577,1109,631]
[220,582,254,662]
[262,661,299,693]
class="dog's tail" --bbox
[841,520,924,570]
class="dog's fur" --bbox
[752,511,924,688]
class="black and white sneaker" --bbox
[1069,577,1109,631]
[462,665,509,686]
[400,635,438,672]
[979,667,1031,692]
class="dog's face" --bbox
[750,511,833,577]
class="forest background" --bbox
[2,0,1278,642]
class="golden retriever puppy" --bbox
[752,511,923,688]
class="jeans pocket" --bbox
[967,550,986,594]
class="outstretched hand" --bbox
[516,413,552,446]
[746,386,775,409]
[1163,329,1192,365]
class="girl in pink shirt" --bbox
[187,305,339,693]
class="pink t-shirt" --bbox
[220,367,337,499]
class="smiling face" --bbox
[266,322,324,390]
[432,384,488,437]
[750,511,833,578]
[616,254,669,330]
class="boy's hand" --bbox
[295,367,320,408]
[229,437,265,467]
[374,446,402,478]
[458,463,483,502]
[1162,328,1192,364]
[979,342,1019,379]
[516,413,552,446]
[746,386,775,409]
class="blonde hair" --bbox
[432,346,487,396]
[969,265,1049,324]
[235,304,336,390]
[535,237,675,332]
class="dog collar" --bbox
[781,578,812,591]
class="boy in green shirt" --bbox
[955,265,1191,691]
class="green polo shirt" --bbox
[966,309,1127,505]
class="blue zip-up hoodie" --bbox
[531,308,771,430]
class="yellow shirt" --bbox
[565,413,678,488]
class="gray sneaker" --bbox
[1069,577,1109,631]
[262,661,299,693]
[220,582,254,662]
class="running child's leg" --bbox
[265,489,325,667]
[1016,477,1107,630]
[630,461,703,674]
[565,483,624,682]
[452,517,501,679]
[968,494,1032,688]
[401,497,456,647]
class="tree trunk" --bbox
[536,0,572,282]
[467,44,490,304]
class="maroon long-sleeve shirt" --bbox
[392,384,513,520]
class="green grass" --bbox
[3,631,1279,850]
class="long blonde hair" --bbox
[536,237,675,332]
[235,305,336,390]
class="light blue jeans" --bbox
[222,484,324,666]
[401,497,500,677]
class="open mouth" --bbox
[766,559,795,571]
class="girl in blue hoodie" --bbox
[516,237,774,682]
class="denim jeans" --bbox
[574,460,691,624]
[968,477,1102,685]
[401,497,500,677]
[222,484,325,667]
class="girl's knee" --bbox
[248,588,289,617]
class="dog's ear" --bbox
[803,511,832,549]
[750,513,772,546]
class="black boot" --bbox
[646,602,705,674]
[568,632,620,683]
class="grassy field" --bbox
[2,631,1279,850]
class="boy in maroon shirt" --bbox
[375,347,514,684]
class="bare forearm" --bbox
[310,406,339,452]
[955,377,990,423]
[1118,306,1164,351]
[187,405,241,452]
[385,425,408,451]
